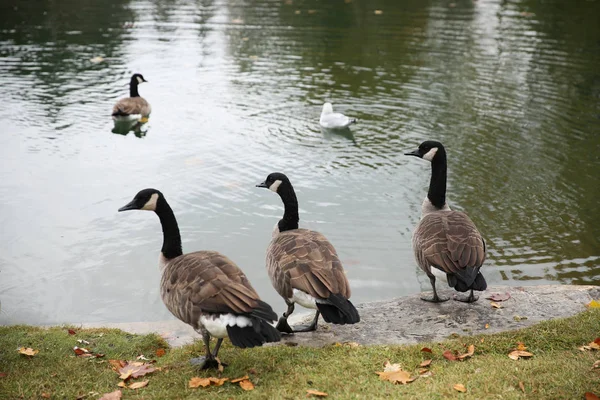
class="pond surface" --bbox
[0,0,599,325]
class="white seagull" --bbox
[319,102,356,129]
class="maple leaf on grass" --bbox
[376,361,416,385]
[99,390,122,400]
[579,338,600,351]
[189,377,211,388]
[109,360,127,372]
[231,375,249,383]
[128,380,148,389]
[118,362,156,380]
[17,347,39,356]
[508,350,534,360]
[585,393,600,400]
[307,389,328,397]
[443,350,457,361]
[421,347,433,353]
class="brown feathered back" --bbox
[160,250,263,330]
[412,211,486,276]
[266,229,351,300]
[112,97,151,117]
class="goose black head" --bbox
[130,73,148,85]
[405,140,445,162]
[256,172,289,193]
[118,188,163,212]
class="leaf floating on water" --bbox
[486,292,511,302]
[307,389,328,397]
[99,390,122,400]
[231,18,244,24]
[374,9,383,15]
[18,347,39,356]
[453,383,467,392]
[90,56,104,64]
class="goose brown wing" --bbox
[414,211,486,275]
[112,97,151,116]
[266,229,350,300]
[160,251,264,329]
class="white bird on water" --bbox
[319,102,356,129]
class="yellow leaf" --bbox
[376,369,415,385]
[189,377,211,388]
[18,347,39,356]
[517,342,527,351]
[485,324,490,329]
[587,300,600,308]
[307,389,328,397]
[231,375,249,383]
[490,302,502,309]
[239,379,254,391]
[128,380,148,389]
[208,377,228,386]
[117,381,126,388]
[508,350,534,360]
[454,383,467,392]
[458,345,475,360]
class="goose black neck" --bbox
[428,147,447,209]
[155,199,182,259]
[129,80,140,98]
[277,181,299,232]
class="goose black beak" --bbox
[256,181,268,188]
[404,149,421,158]
[118,200,138,212]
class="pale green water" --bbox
[0,0,598,325]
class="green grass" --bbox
[1,310,599,399]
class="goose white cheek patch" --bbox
[136,76,144,84]
[141,193,159,211]
[422,147,438,162]
[269,179,282,192]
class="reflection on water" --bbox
[0,0,598,326]
[112,119,149,138]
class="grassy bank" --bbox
[1,310,599,399]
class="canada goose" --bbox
[405,140,487,303]
[112,73,151,121]
[256,173,360,333]
[118,189,280,368]
[319,102,357,129]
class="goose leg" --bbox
[190,330,221,369]
[292,311,320,332]
[454,289,479,303]
[276,301,295,334]
[421,275,449,303]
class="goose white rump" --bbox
[319,102,356,129]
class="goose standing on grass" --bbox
[112,73,151,121]
[118,189,280,369]
[319,102,356,129]
[405,140,487,303]
[256,173,360,333]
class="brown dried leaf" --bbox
[458,345,475,360]
[307,389,328,397]
[73,347,91,356]
[99,390,122,400]
[485,292,511,302]
[68,329,77,335]
[208,377,228,386]
[453,383,467,392]
[508,350,534,360]
[155,348,166,357]
[231,375,249,383]
[490,302,502,309]
[485,323,490,329]
[41,393,50,398]
[376,369,416,385]
[117,382,126,388]
[443,350,458,361]
[519,381,525,393]
[419,359,432,367]
[189,377,211,388]
[18,347,39,356]
[109,360,127,372]
[579,339,600,351]
[239,379,254,391]
[128,380,148,389]
[421,347,433,353]
[118,362,155,380]
[516,342,527,351]
[585,393,600,400]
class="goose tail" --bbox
[316,293,360,325]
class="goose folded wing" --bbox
[113,98,146,115]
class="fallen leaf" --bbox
[516,342,527,351]
[490,302,502,309]
[454,383,467,392]
[117,382,126,388]
[508,350,534,360]
[419,359,432,367]
[68,329,77,335]
[239,379,254,391]
[308,9,317,14]
[486,292,512,302]
[155,348,166,357]
[443,350,458,361]
[579,339,600,351]
[374,9,383,15]
[90,56,104,64]
[519,381,525,393]
[128,380,148,389]
[458,345,475,360]
[376,362,416,385]
[74,346,92,357]
[231,375,249,383]
[209,377,228,386]
[421,347,433,353]
[585,393,600,400]
[485,324,489,329]
[343,341,361,348]
[587,300,600,308]
[109,360,127,372]
[294,10,300,14]
[18,347,39,356]
[77,339,90,345]
[41,393,50,398]
[420,370,433,378]
[307,389,328,397]
[592,360,600,369]
[189,377,211,388]
[513,315,528,321]
[99,390,122,400]
[118,362,155,379]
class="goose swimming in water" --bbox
[405,141,487,303]
[256,172,360,333]
[112,73,151,121]
[118,189,280,368]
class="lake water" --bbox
[1,0,598,326]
